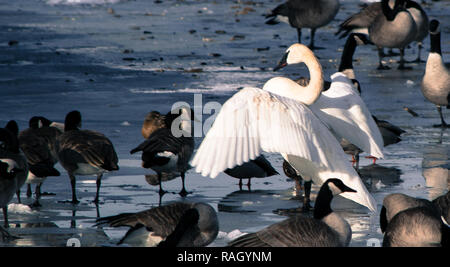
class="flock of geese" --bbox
[0,0,449,247]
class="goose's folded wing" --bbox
[309,72,384,159]
[191,87,377,212]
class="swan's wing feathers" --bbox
[191,87,335,178]
[310,73,384,159]
[192,87,377,212]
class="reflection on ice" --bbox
[422,145,449,200]
[358,164,403,191]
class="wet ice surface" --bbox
[0,0,449,247]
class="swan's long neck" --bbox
[263,46,323,105]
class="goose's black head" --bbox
[64,110,82,131]
[430,19,440,35]
[314,178,357,220]
[0,127,20,153]
[326,178,357,195]
[5,120,19,137]
[273,50,289,71]
[29,116,52,129]
[429,20,441,55]
[0,159,24,180]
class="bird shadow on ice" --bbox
[357,164,403,192]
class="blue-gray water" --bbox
[0,0,449,247]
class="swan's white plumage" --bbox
[264,73,383,159]
[309,73,384,158]
[191,87,377,212]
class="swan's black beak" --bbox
[273,51,289,71]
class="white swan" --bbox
[191,49,377,212]
[263,43,384,161]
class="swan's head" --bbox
[273,43,316,71]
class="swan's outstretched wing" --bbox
[191,87,376,212]
[309,72,384,159]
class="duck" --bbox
[18,116,63,207]
[95,201,219,247]
[224,155,279,190]
[228,178,356,247]
[265,0,340,49]
[56,110,119,204]
[191,46,377,212]
[421,19,450,128]
[1,121,28,204]
[130,107,196,200]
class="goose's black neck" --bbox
[313,183,334,220]
[430,32,442,55]
[157,208,199,247]
[338,36,357,73]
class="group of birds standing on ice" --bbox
[1,0,449,246]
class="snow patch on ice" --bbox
[217,229,247,241]
[7,203,36,214]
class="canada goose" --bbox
[405,0,429,63]
[18,116,62,207]
[433,191,450,225]
[95,201,219,247]
[130,107,195,199]
[224,155,279,190]
[382,206,446,247]
[1,126,27,240]
[421,19,450,128]
[369,0,417,69]
[56,110,119,204]
[228,178,356,247]
[336,1,427,64]
[283,160,312,211]
[191,46,377,212]
[1,121,28,204]
[0,159,23,240]
[380,193,450,246]
[265,0,340,49]
[379,193,438,232]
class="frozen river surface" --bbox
[0,0,449,247]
